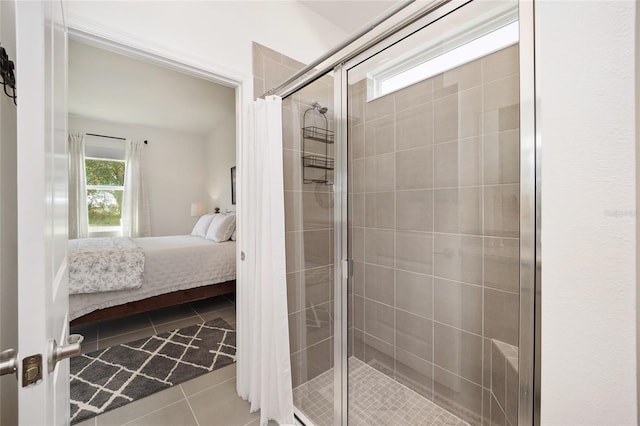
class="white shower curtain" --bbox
[122,139,150,237]
[68,133,88,239]
[236,96,294,426]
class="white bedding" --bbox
[69,235,236,320]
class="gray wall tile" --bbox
[484,184,519,238]
[484,237,519,292]
[434,323,483,385]
[365,264,395,305]
[396,189,433,232]
[396,147,433,190]
[365,192,395,229]
[364,333,395,378]
[395,270,433,319]
[434,137,482,188]
[365,114,395,156]
[396,231,433,274]
[395,348,434,399]
[484,289,519,346]
[434,278,483,334]
[364,299,395,344]
[434,187,482,235]
[433,234,483,284]
[396,310,433,361]
[396,104,433,151]
[483,130,519,185]
[433,366,483,424]
[364,229,395,268]
[395,78,433,111]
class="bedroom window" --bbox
[85,158,125,235]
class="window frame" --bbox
[85,156,126,235]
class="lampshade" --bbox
[191,201,205,217]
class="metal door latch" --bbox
[48,334,84,372]
[22,354,42,387]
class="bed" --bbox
[69,235,236,326]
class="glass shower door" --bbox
[345,1,521,424]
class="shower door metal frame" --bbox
[333,0,540,424]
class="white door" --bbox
[15,1,71,424]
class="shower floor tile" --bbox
[293,357,468,426]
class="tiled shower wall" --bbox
[348,45,520,425]
[253,43,335,389]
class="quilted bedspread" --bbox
[68,237,145,295]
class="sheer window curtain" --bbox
[237,96,294,426]
[122,139,150,237]
[68,132,88,239]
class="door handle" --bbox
[0,349,17,377]
[47,334,84,372]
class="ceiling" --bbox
[68,2,399,134]
[68,39,235,136]
[298,0,401,33]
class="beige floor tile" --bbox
[200,306,236,325]
[244,419,278,426]
[71,322,98,344]
[153,316,204,334]
[95,385,184,426]
[75,417,97,426]
[181,363,237,397]
[189,378,258,426]
[121,400,198,426]
[148,304,200,326]
[97,313,153,340]
[190,295,235,315]
[80,339,98,355]
[97,327,155,350]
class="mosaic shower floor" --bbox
[293,357,468,426]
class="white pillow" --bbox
[230,228,236,241]
[191,214,215,238]
[205,213,236,242]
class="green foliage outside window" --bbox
[86,159,125,227]
[86,159,125,186]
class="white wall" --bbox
[206,119,236,213]
[70,115,209,236]
[0,0,18,423]
[538,1,637,424]
[65,1,349,86]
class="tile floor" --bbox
[71,294,275,426]
[293,358,468,426]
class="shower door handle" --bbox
[343,258,353,279]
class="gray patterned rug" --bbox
[70,317,236,424]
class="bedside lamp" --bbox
[191,202,205,217]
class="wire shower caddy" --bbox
[301,102,334,184]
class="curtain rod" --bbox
[86,132,148,145]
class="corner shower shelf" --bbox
[301,103,333,185]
